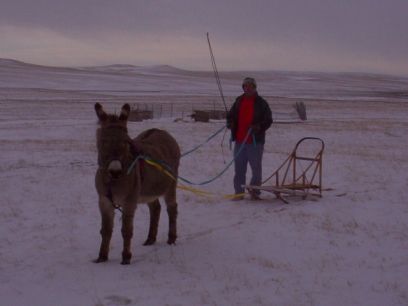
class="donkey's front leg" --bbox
[121,204,136,265]
[94,197,114,263]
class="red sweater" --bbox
[236,95,255,143]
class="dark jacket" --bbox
[226,93,273,144]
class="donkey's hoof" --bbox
[121,251,132,265]
[167,237,177,245]
[143,238,156,246]
[93,256,108,263]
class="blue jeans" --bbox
[233,142,264,194]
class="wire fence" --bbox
[128,100,228,120]
[128,100,305,122]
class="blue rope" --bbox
[177,136,247,185]
[179,129,252,185]
[181,125,226,157]
[127,155,143,175]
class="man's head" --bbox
[242,77,257,96]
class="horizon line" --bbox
[1,57,407,79]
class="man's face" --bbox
[243,83,256,96]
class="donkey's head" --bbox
[95,103,133,179]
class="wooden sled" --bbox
[244,137,324,203]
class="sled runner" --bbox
[244,137,324,203]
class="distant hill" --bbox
[79,63,188,74]
[0,58,407,100]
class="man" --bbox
[227,77,272,200]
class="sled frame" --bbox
[244,137,324,203]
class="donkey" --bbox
[94,103,180,265]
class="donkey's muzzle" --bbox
[108,160,123,179]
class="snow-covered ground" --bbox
[1,60,408,305]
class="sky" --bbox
[1,0,408,75]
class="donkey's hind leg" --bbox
[165,183,178,245]
[143,199,161,246]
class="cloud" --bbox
[0,0,407,75]
[0,25,105,66]
[0,25,210,67]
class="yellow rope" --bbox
[177,184,245,199]
[143,158,245,199]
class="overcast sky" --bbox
[1,0,407,75]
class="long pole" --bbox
[207,32,228,112]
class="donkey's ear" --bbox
[95,103,108,122]
[119,103,131,121]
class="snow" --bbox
[1,60,408,306]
